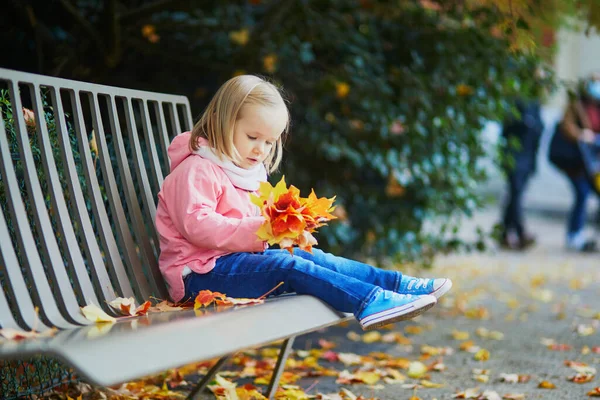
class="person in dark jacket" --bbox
[499,99,544,250]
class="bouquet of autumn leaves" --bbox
[250,176,337,254]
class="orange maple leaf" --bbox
[194,290,227,309]
[135,301,151,316]
[588,387,600,397]
[250,176,336,254]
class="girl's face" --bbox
[233,104,287,169]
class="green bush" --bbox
[166,1,546,263]
[1,1,552,265]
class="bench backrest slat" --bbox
[139,100,165,194]
[6,80,91,327]
[0,115,79,330]
[69,91,149,304]
[154,102,173,176]
[104,95,164,299]
[0,204,49,331]
[85,93,145,300]
[31,85,115,309]
[121,98,160,253]
[0,68,192,328]
[50,88,136,303]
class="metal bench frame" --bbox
[0,68,350,399]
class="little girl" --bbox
[155,75,452,330]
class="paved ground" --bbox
[289,209,600,399]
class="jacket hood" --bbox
[168,132,208,171]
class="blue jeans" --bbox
[567,174,591,235]
[502,163,532,238]
[183,248,402,317]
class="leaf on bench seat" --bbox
[0,327,57,341]
[108,297,152,317]
[194,290,227,309]
[147,300,187,313]
[194,289,265,309]
[219,297,265,306]
[108,297,137,316]
[81,303,116,323]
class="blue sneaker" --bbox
[357,290,437,331]
[398,276,452,299]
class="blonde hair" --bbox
[190,75,289,173]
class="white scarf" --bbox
[193,146,267,191]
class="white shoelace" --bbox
[407,278,431,290]
[382,291,413,300]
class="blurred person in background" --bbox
[499,98,544,250]
[549,72,600,252]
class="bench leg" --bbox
[186,354,230,400]
[266,336,295,400]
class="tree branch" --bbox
[6,0,57,45]
[118,0,187,25]
[104,0,120,67]
[57,0,107,55]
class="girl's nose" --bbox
[254,144,264,155]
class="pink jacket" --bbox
[156,132,266,302]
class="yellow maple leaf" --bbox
[275,387,308,399]
[362,331,382,343]
[208,375,239,399]
[407,361,428,378]
[237,384,267,399]
[355,371,381,385]
[538,380,556,389]
[81,303,116,323]
[420,379,444,388]
[474,349,490,361]
[250,176,289,208]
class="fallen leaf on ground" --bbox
[408,361,428,379]
[502,394,525,400]
[319,339,337,349]
[499,373,531,384]
[453,388,480,398]
[405,325,425,335]
[548,343,572,351]
[588,387,600,397]
[338,353,362,366]
[460,340,480,353]
[451,329,470,340]
[480,390,502,400]
[208,374,240,399]
[538,380,556,389]
[420,379,444,388]
[362,331,382,343]
[474,349,490,361]
[576,324,595,336]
